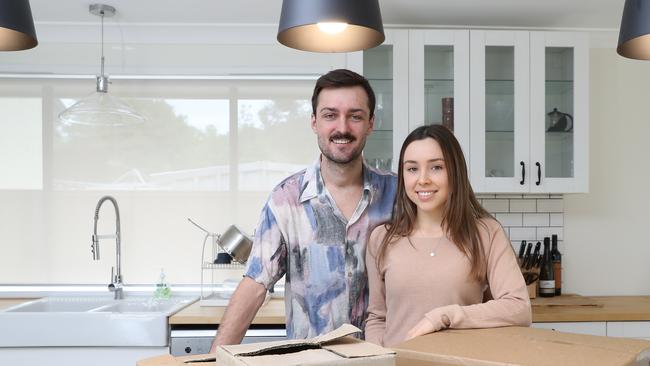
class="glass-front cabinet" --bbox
[348,29,409,172]
[409,30,470,161]
[530,32,588,193]
[351,29,588,193]
[470,30,588,193]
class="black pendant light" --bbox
[617,0,650,59]
[0,0,38,51]
[277,0,385,53]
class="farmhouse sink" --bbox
[0,295,197,347]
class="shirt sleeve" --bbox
[424,221,532,330]
[244,200,287,290]
[364,226,388,346]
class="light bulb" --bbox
[317,22,348,35]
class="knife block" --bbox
[527,279,537,299]
[520,264,540,299]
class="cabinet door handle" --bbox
[520,161,525,185]
[536,162,541,186]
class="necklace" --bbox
[408,236,444,257]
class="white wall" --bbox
[563,48,650,295]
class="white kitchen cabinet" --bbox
[408,29,471,161]
[352,29,588,193]
[607,321,650,340]
[349,29,471,171]
[348,29,409,172]
[470,31,589,193]
[532,322,607,337]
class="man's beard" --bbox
[318,133,366,165]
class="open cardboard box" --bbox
[138,324,395,366]
[393,326,650,366]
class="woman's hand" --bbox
[406,314,451,340]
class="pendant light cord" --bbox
[100,10,105,78]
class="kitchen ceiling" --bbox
[29,0,622,30]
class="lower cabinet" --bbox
[0,347,168,366]
[533,321,650,340]
[532,322,607,336]
[607,322,650,340]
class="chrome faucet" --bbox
[91,195,123,300]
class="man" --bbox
[210,69,396,350]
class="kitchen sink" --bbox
[0,295,197,347]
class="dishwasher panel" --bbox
[170,328,287,356]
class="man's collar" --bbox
[299,155,371,203]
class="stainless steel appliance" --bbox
[170,326,287,356]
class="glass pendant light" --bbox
[58,4,144,126]
[0,0,38,51]
[277,0,384,53]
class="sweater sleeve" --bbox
[424,221,532,330]
[364,226,388,346]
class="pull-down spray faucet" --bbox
[92,195,123,300]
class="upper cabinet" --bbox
[351,29,589,193]
[348,30,409,172]
[409,30,471,163]
[470,31,589,193]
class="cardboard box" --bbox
[216,323,395,365]
[392,326,650,366]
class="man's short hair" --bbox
[311,69,376,119]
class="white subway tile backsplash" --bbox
[550,213,564,227]
[523,194,551,199]
[509,227,536,241]
[487,194,563,249]
[497,194,524,199]
[477,194,496,199]
[496,213,523,227]
[509,199,536,212]
[537,227,563,241]
[523,213,549,227]
[482,199,509,213]
[537,199,564,212]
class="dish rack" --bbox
[189,218,246,306]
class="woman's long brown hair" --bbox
[376,125,492,281]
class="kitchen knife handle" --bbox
[536,162,541,186]
[520,161,525,185]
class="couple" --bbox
[211,69,531,351]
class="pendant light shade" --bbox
[58,4,144,126]
[58,76,145,126]
[617,0,650,59]
[277,0,385,53]
[0,0,38,51]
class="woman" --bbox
[365,125,531,347]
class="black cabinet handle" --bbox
[536,162,541,186]
[520,161,525,185]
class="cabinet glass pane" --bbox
[424,46,454,130]
[363,45,393,171]
[545,47,574,178]
[485,46,515,178]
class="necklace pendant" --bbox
[430,251,435,257]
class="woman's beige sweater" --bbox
[365,218,532,347]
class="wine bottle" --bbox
[551,234,562,295]
[538,237,555,297]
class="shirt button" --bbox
[346,248,352,255]
[348,272,353,278]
